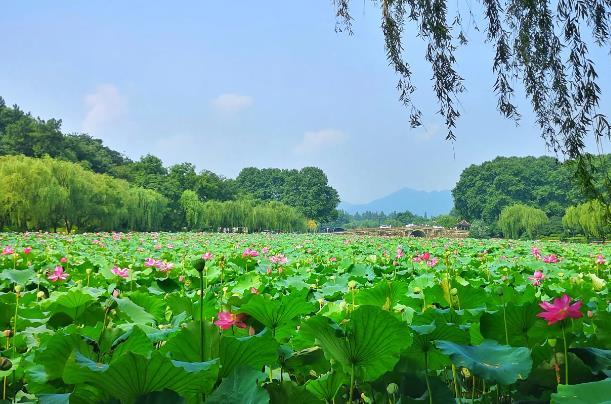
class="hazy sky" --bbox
[1,1,609,203]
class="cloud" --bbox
[294,129,348,154]
[414,123,440,141]
[82,84,127,134]
[211,93,254,113]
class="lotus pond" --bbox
[0,232,609,403]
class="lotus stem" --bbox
[471,376,475,402]
[199,269,204,362]
[451,364,461,402]
[424,351,433,404]
[562,322,569,384]
[501,294,509,345]
[349,363,355,403]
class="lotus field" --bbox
[0,232,609,403]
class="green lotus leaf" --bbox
[301,305,412,382]
[435,339,532,385]
[551,379,611,403]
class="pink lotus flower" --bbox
[2,246,14,255]
[23,247,32,255]
[542,254,559,264]
[531,247,542,259]
[156,261,174,272]
[261,247,270,255]
[329,257,337,262]
[270,254,288,265]
[413,252,431,262]
[396,246,405,259]
[60,257,67,263]
[202,252,213,261]
[595,254,606,265]
[528,270,545,286]
[154,244,162,250]
[214,311,247,330]
[144,258,156,267]
[112,289,120,298]
[427,257,439,267]
[242,248,259,258]
[250,287,259,294]
[112,266,129,279]
[537,294,582,325]
[48,266,69,282]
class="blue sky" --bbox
[1,1,609,203]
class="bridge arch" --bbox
[409,229,426,237]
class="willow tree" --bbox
[498,204,548,239]
[333,0,611,209]
[0,155,167,232]
[563,200,609,239]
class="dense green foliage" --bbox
[0,155,167,232]
[453,156,582,222]
[0,98,129,174]
[497,204,549,239]
[453,156,610,239]
[180,190,307,232]
[0,98,340,230]
[563,200,611,240]
[236,167,340,222]
[0,233,608,402]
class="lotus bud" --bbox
[0,357,12,371]
[14,285,22,293]
[3,330,13,338]
[386,383,399,395]
[348,280,357,289]
[37,291,45,299]
[587,310,594,318]
[86,268,93,275]
[589,274,606,291]
[193,258,206,273]
[548,338,557,347]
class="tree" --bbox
[498,204,549,239]
[0,155,167,232]
[236,167,340,222]
[563,200,610,240]
[452,156,593,223]
[332,1,611,160]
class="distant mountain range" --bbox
[339,188,453,217]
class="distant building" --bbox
[457,220,471,230]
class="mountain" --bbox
[339,188,453,216]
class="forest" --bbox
[0,97,609,238]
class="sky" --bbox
[1,1,610,204]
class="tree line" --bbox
[0,155,167,232]
[453,156,610,240]
[0,98,339,231]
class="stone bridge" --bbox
[344,226,469,238]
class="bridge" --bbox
[343,226,469,238]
